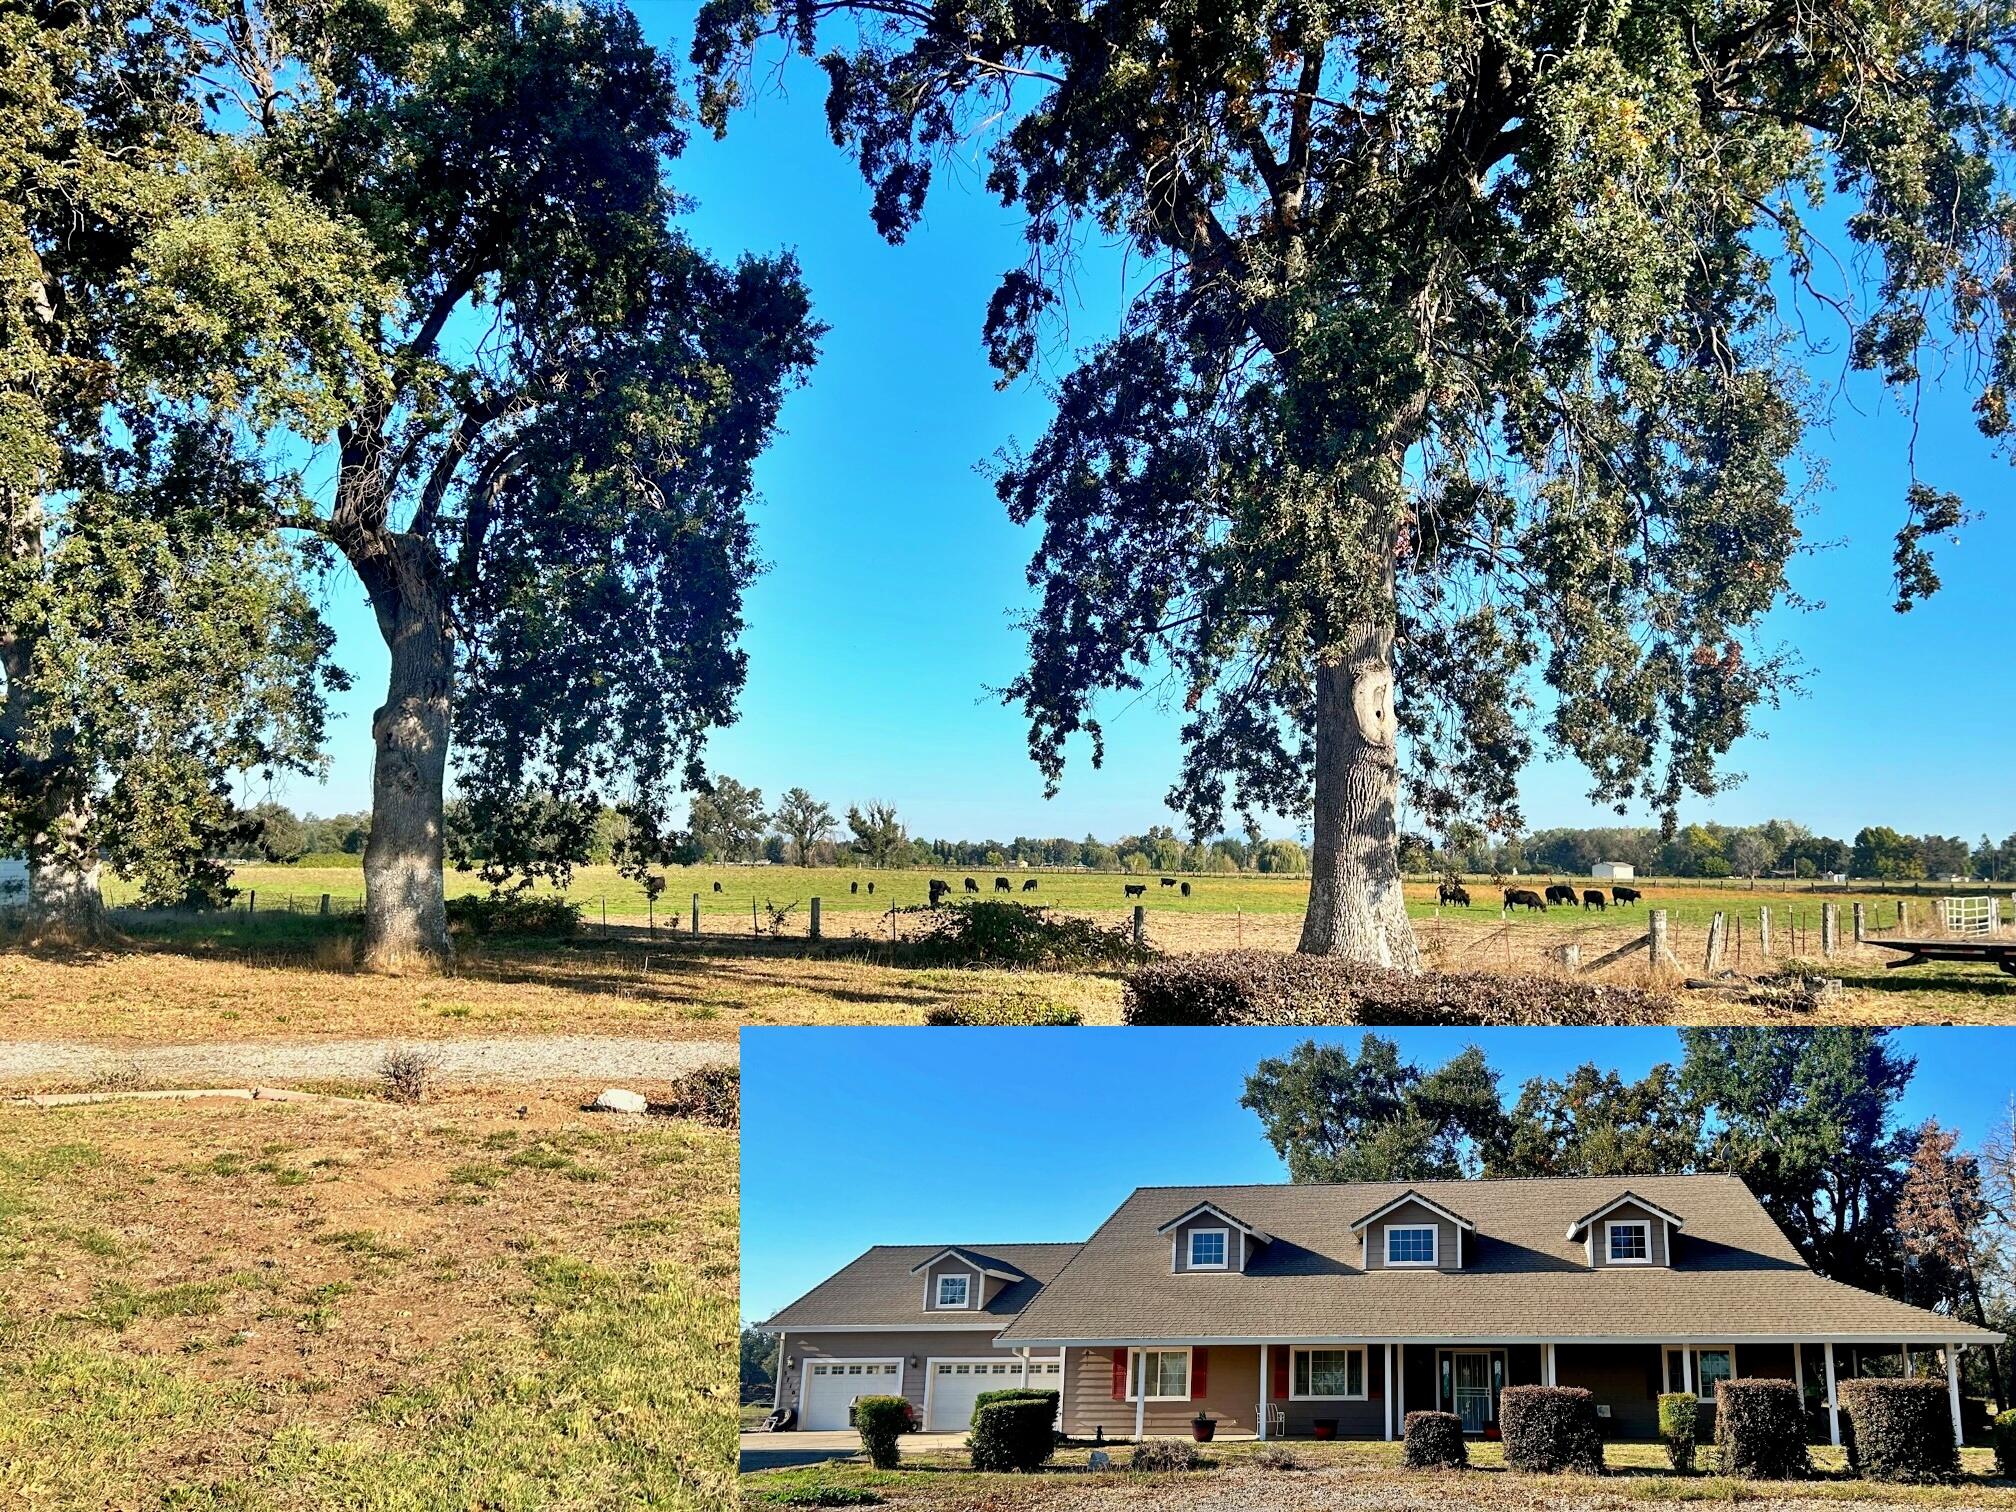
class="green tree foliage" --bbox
[1490,1064,1702,1179]
[1241,1034,1506,1182]
[686,775,769,863]
[1680,1029,1917,1292]
[1853,826,1927,880]
[189,0,817,970]
[772,787,836,866]
[740,1326,779,1402]
[697,0,2014,967]
[846,800,907,868]
[2,4,352,931]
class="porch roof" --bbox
[994,1175,1999,1347]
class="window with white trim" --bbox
[1606,1220,1652,1264]
[1385,1224,1438,1266]
[1187,1228,1228,1269]
[1664,1346,1735,1401]
[1291,1346,1368,1400]
[1124,1348,1191,1400]
[934,1273,971,1308]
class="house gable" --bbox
[1568,1193,1684,1269]
[1352,1192,1471,1272]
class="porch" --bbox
[1057,1340,1972,1446]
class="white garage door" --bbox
[800,1358,903,1431]
[924,1356,1061,1431]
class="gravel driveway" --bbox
[0,1033,735,1086]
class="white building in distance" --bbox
[1590,861,1635,880]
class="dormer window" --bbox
[935,1274,970,1307]
[1607,1220,1651,1264]
[1187,1228,1228,1269]
[1385,1225,1438,1267]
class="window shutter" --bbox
[1192,1347,1208,1400]
[1271,1347,1289,1400]
[1111,1349,1127,1401]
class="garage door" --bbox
[924,1356,1062,1432]
[800,1358,903,1431]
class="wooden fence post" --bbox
[1898,899,1908,928]
[1852,901,1866,943]
[1758,906,1772,958]
[319,893,331,916]
[1821,902,1839,956]
[1132,905,1145,947]
[248,890,256,915]
[1705,912,1726,971]
[810,897,822,941]
[1649,908,1669,971]
[691,893,700,935]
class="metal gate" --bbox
[1941,896,2002,935]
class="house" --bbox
[755,1175,1997,1446]
[1590,861,1635,880]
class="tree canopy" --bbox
[696,0,2014,963]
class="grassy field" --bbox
[743,1437,2016,1510]
[0,1088,736,1509]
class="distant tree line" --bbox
[1243,1029,2014,1410]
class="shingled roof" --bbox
[761,1243,1082,1330]
[992,1175,1998,1346]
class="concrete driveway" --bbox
[738,1429,967,1473]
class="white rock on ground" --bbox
[591,1087,650,1114]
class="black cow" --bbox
[1124,883,1147,898]
[1582,889,1606,911]
[1180,881,1191,897]
[867,881,875,895]
[1544,883,1580,907]
[1022,879,1039,892]
[928,879,951,906]
[711,881,722,893]
[995,877,1012,892]
[1504,888,1547,912]
[964,877,980,893]
[1438,881,1471,908]
[849,881,858,894]
[1612,885,1642,906]
[1160,877,1178,887]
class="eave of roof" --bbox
[1568,1190,1688,1237]
[1349,1188,1475,1232]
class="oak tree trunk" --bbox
[1296,612,1420,969]
[22,783,109,946]
[354,533,454,974]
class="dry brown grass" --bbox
[0,1087,737,1507]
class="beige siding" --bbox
[1589,1201,1671,1268]
[1364,1199,1463,1271]
[1061,1346,1263,1437]
[782,1328,1016,1420]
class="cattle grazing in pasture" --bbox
[849,881,858,894]
[1180,881,1191,896]
[1124,883,1147,898]
[1438,881,1471,908]
[1504,888,1547,912]
[711,882,722,893]
[964,877,980,893]
[995,877,1011,892]
[928,879,950,905]
[1544,883,1579,907]
[866,881,875,894]
[1160,877,1177,887]
[1612,885,1642,905]
[1582,889,1606,910]
[1022,878,1039,891]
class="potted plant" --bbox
[1190,1412,1216,1442]
[1312,1418,1338,1440]
[1483,1422,1501,1441]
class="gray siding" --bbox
[1557,1343,1664,1439]
[1589,1201,1671,1268]
[1169,1214,1244,1273]
[919,1254,983,1312]
[1364,1198,1463,1271]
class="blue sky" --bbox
[739,1027,2016,1323]
[266,2,2016,843]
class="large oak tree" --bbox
[203,0,818,970]
[697,0,2014,964]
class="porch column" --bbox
[1021,1347,1032,1388]
[1543,1342,1557,1386]
[773,1332,788,1411]
[1056,1349,1069,1432]
[1823,1342,1840,1447]
[1397,1343,1405,1423]
[1384,1344,1395,1440]
[1258,1343,1269,1441]
[1134,1349,1146,1440]
[1947,1345,1965,1448]
[1794,1343,1805,1432]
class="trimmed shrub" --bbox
[1401,1410,1467,1469]
[1714,1378,1809,1480]
[1499,1385,1604,1475]
[443,892,581,938]
[1122,952,1669,1026]
[924,1001,1083,1026]
[1658,1392,1699,1473]
[1992,1408,2016,1478]
[969,1388,1058,1429]
[904,901,1152,969]
[1839,1378,1959,1482]
[1253,1445,1304,1470]
[969,1397,1057,1472]
[1128,1439,1202,1472]
[853,1395,911,1470]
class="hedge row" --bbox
[923,1001,1083,1026]
[1122,952,1671,1026]
[1714,1379,1809,1480]
[968,1395,1057,1472]
[1499,1386,1604,1474]
[1401,1410,1466,1469]
[1839,1379,1959,1482]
